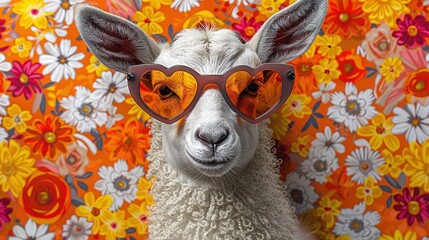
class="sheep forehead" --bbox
[155,28,261,74]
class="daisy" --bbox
[171,0,200,12]
[392,14,429,48]
[39,39,84,82]
[95,160,144,211]
[105,106,124,129]
[328,82,377,133]
[311,126,346,157]
[312,82,336,104]
[0,94,10,115]
[333,202,381,240]
[62,215,93,240]
[7,60,43,100]
[44,0,85,25]
[300,147,340,183]
[92,71,128,105]
[60,86,108,133]
[345,147,385,184]
[391,103,429,144]
[0,53,12,71]
[284,172,319,214]
[232,16,263,41]
[9,218,55,240]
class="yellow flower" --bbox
[126,98,151,122]
[76,192,113,234]
[312,59,341,84]
[183,11,225,29]
[12,0,53,29]
[379,229,417,240]
[283,94,312,118]
[357,113,400,151]
[316,35,342,59]
[290,136,311,158]
[359,0,411,27]
[0,140,36,197]
[269,110,292,141]
[142,0,172,9]
[315,196,341,228]
[356,177,382,205]
[100,210,127,240]
[136,177,155,205]
[380,57,404,83]
[133,6,165,35]
[2,104,32,133]
[258,0,283,18]
[11,38,32,58]
[127,202,150,235]
[402,140,429,192]
[378,150,405,178]
[86,55,109,77]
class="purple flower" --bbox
[0,197,12,229]
[392,14,429,48]
[393,187,429,225]
[7,60,43,99]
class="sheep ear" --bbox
[75,4,160,73]
[247,0,327,63]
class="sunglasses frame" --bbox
[127,63,295,124]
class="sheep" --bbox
[75,0,327,239]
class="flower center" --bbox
[290,189,304,204]
[31,9,39,15]
[324,69,330,74]
[360,161,372,173]
[75,226,82,233]
[408,201,421,215]
[139,214,147,222]
[2,164,16,176]
[364,187,371,194]
[14,115,22,124]
[244,26,256,36]
[349,219,364,233]
[291,101,298,108]
[18,45,24,51]
[79,104,94,117]
[124,137,132,145]
[110,222,117,229]
[300,64,309,73]
[67,155,77,164]
[407,25,418,37]
[377,40,389,51]
[91,207,100,216]
[313,160,327,172]
[58,56,68,64]
[389,66,395,72]
[44,131,56,144]
[339,13,349,22]
[94,60,100,66]
[376,124,385,135]
[324,207,331,212]
[37,191,50,205]
[19,74,29,84]
[411,118,420,126]
[144,18,151,24]
[61,1,70,10]
[344,63,354,74]
[415,80,425,91]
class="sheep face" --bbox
[75,0,327,184]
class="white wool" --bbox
[147,120,299,240]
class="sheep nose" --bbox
[196,128,229,148]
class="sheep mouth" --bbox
[185,150,232,169]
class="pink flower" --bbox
[232,17,263,41]
[0,198,12,229]
[393,187,429,226]
[56,142,89,176]
[7,60,43,99]
[392,15,429,48]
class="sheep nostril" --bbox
[196,129,229,147]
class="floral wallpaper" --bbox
[0,0,428,239]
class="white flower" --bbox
[0,0,10,7]
[39,39,84,82]
[27,25,69,57]
[333,202,381,240]
[391,103,429,144]
[171,0,200,12]
[345,147,384,184]
[328,82,377,133]
[95,160,144,211]
[105,106,124,128]
[44,0,85,25]
[300,148,339,183]
[0,94,10,115]
[0,118,7,143]
[62,215,92,240]
[10,218,55,240]
[228,0,255,6]
[312,82,336,104]
[0,53,12,71]
[284,172,319,214]
[60,86,108,133]
[92,71,129,105]
[311,126,345,157]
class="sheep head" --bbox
[75,0,327,185]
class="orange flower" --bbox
[25,115,75,160]
[104,118,151,167]
[323,0,369,38]
[404,68,429,98]
[337,51,366,83]
[291,55,320,94]
[19,167,71,224]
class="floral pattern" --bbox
[0,0,428,239]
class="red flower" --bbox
[0,198,12,229]
[291,55,320,93]
[392,15,429,48]
[232,17,263,41]
[7,60,43,100]
[19,167,71,224]
[25,115,75,160]
[337,51,365,83]
[393,187,429,225]
[404,68,429,98]
[0,19,6,39]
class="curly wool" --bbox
[147,120,298,240]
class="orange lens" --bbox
[139,70,198,119]
[225,70,282,119]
